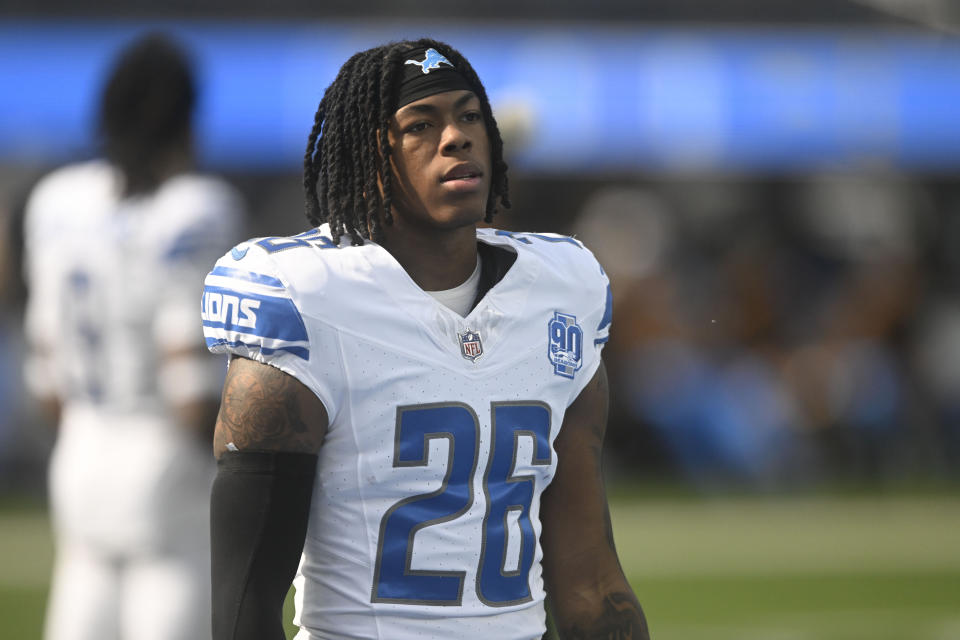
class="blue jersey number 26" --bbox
[371,402,552,607]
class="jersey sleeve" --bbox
[201,247,338,414]
[595,273,613,347]
[21,173,68,398]
[570,249,613,405]
[534,233,612,407]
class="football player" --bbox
[23,33,244,640]
[204,39,649,640]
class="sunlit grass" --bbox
[3,493,959,639]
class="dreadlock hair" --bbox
[98,33,196,197]
[303,38,511,246]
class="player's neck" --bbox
[380,224,478,292]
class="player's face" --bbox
[386,90,491,232]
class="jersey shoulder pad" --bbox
[483,228,612,343]
[484,228,605,284]
[202,243,310,361]
[24,160,115,240]
[158,174,244,224]
[155,175,244,263]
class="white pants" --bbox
[44,537,211,640]
[44,406,215,640]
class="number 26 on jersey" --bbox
[372,401,551,607]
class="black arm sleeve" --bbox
[210,450,318,640]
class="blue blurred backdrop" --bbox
[2,20,959,172]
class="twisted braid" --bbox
[303,39,510,245]
[362,59,384,240]
[302,96,325,226]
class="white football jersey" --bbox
[23,159,243,549]
[24,159,243,410]
[203,225,612,640]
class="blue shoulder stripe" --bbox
[597,283,613,333]
[205,337,309,361]
[201,284,307,343]
[210,265,284,288]
[164,227,214,261]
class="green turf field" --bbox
[2,494,958,639]
[616,496,960,639]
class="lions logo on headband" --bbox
[405,48,454,74]
[397,47,473,108]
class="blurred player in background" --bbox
[22,33,244,640]
[203,38,648,639]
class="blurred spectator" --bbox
[782,173,927,481]
[911,300,960,475]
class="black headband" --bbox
[395,47,475,109]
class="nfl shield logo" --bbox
[458,329,483,362]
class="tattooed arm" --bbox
[213,355,328,458]
[210,356,328,640]
[540,362,650,640]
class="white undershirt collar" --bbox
[425,255,482,317]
